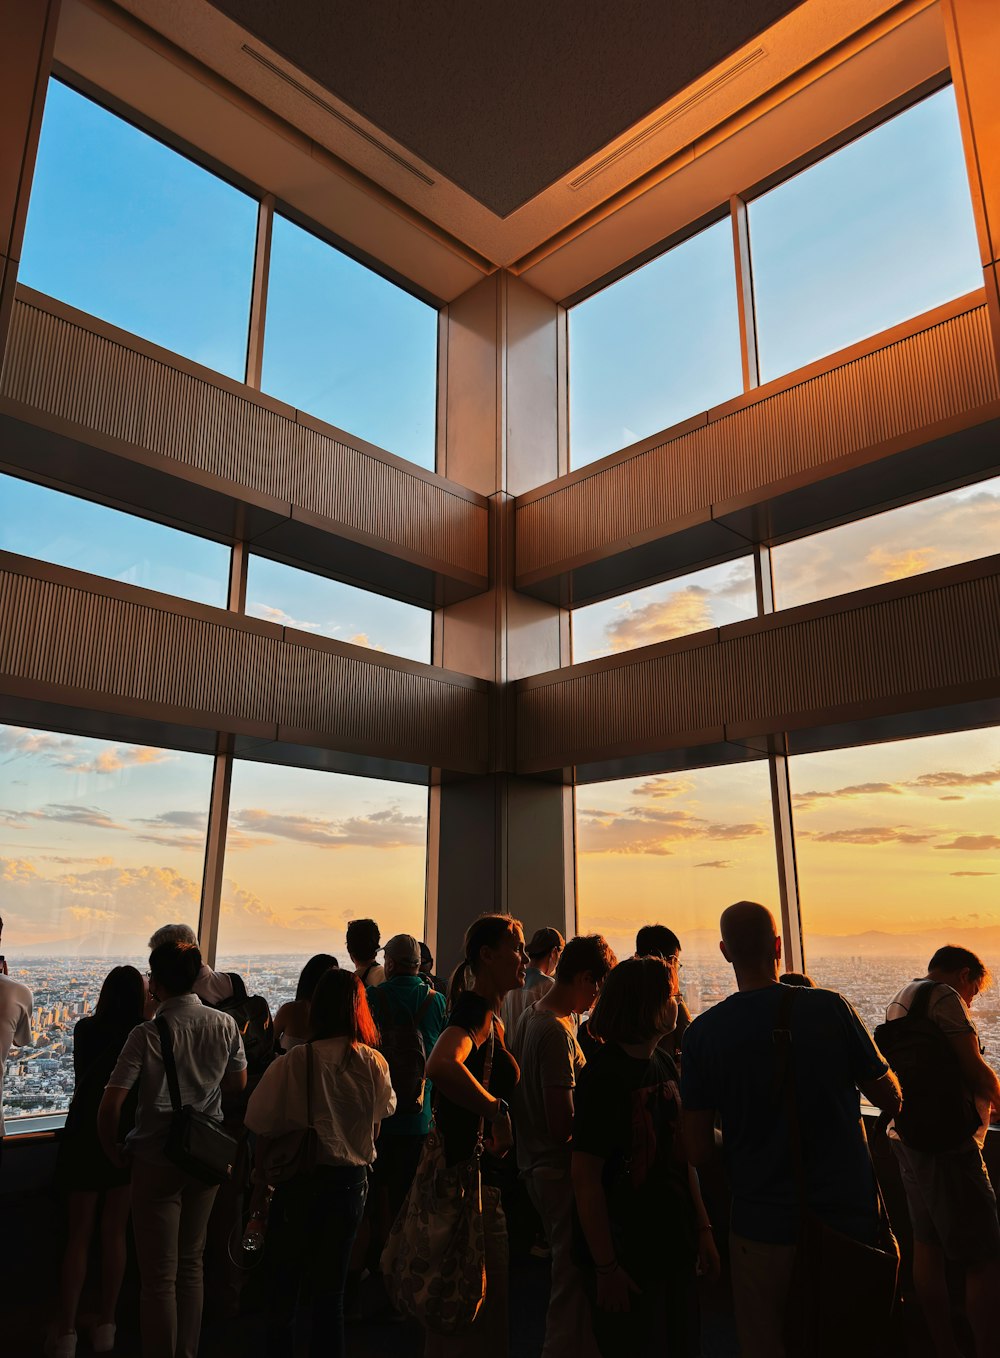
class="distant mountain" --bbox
[683,922,1000,958]
[14,931,152,960]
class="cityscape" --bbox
[5,948,1000,1122]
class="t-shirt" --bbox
[572,1042,693,1283]
[501,966,553,1034]
[511,1002,585,1173]
[434,991,519,1171]
[681,984,888,1245]
[0,974,33,1136]
[885,978,986,1147]
[367,974,447,1137]
[193,965,235,1006]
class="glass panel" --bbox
[575,762,780,1016]
[572,558,756,663]
[771,476,1000,611]
[569,218,742,468]
[20,80,257,380]
[246,555,431,663]
[790,728,1000,1068]
[261,214,438,468]
[0,473,229,608]
[215,761,428,1015]
[750,86,982,382]
[0,725,212,1120]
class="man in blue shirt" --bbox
[681,901,901,1358]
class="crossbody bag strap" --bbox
[154,1016,184,1114]
[475,1020,496,1153]
[305,1040,314,1127]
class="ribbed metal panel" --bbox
[517,304,999,577]
[0,557,488,775]
[515,559,1000,775]
[1,293,487,582]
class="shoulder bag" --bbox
[156,1016,238,1185]
[257,1041,320,1184]
[381,1021,493,1332]
[774,985,900,1357]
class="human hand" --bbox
[596,1264,640,1312]
[697,1228,721,1281]
[489,1111,513,1156]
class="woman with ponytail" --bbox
[423,913,527,1357]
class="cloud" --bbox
[602,588,714,652]
[950,871,997,878]
[696,860,733,869]
[67,906,115,923]
[793,782,901,810]
[0,859,202,943]
[0,803,124,831]
[577,805,765,856]
[909,767,1000,790]
[135,833,205,851]
[247,602,321,633]
[631,777,695,800]
[131,810,210,852]
[0,729,80,762]
[344,632,385,652]
[0,857,41,883]
[63,746,172,775]
[233,805,426,850]
[864,546,942,580]
[934,835,1000,852]
[135,810,207,832]
[939,796,965,802]
[807,826,936,845]
[40,854,115,867]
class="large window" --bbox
[575,762,780,1014]
[215,761,428,1014]
[572,558,756,663]
[569,218,743,468]
[20,80,257,381]
[749,86,981,382]
[790,728,1000,1066]
[0,725,212,1118]
[0,474,230,608]
[261,214,438,468]
[771,476,1000,611]
[246,555,431,663]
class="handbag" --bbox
[381,1023,493,1333]
[156,1016,238,1186]
[774,986,900,1358]
[258,1041,320,1185]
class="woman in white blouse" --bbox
[245,968,395,1358]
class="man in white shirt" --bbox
[0,914,33,1151]
[501,926,563,1035]
[147,923,235,1004]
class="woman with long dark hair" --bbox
[422,913,527,1358]
[245,967,395,1358]
[48,965,147,1358]
[272,953,338,1051]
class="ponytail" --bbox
[446,912,522,1012]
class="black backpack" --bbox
[873,981,980,1152]
[378,986,436,1118]
[211,972,275,1090]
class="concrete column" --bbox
[427,271,575,973]
[0,0,60,371]
[942,0,1000,363]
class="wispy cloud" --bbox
[0,727,172,776]
[805,825,936,846]
[950,871,997,878]
[62,747,172,775]
[696,859,734,869]
[631,777,695,800]
[233,805,426,850]
[577,805,765,856]
[865,546,942,580]
[909,768,1000,790]
[602,589,714,652]
[0,803,124,831]
[934,835,1000,852]
[247,602,322,633]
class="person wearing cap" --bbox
[366,935,447,1256]
[501,926,564,1037]
[419,941,448,996]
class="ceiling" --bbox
[205,0,807,217]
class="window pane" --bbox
[20,80,257,380]
[215,761,427,1014]
[261,215,438,468]
[750,87,981,382]
[572,558,756,663]
[575,762,779,1016]
[790,728,1000,1069]
[246,555,431,663]
[569,218,742,468]
[771,476,1000,611]
[0,725,212,1120]
[0,473,229,608]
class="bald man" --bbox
[681,902,901,1358]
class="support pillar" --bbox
[427,271,575,973]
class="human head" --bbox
[588,956,679,1045]
[149,940,201,999]
[419,941,434,975]
[95,965,146,1027]
[635,924,682,961]
[779,971,815,989]
[384,934,421,978]
[927,945,993,1007]
[555,935,618,1012]
[148,922,198,951]
[346,918,380,965]
[449,913,526,1007]
[526,927,565,977]
[310,968,379,1046]
[295,953,338,1003]
[719,901,781,975]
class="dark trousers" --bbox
[265,1164,367,1358]
[377,1133,425,1223]
[587,1269,695,1358]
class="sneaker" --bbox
[92,1324,116,1353]
[45,1333,77,1358]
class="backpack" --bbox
[211,972,275,1090]
[873,981,980,1152]
[378,986,436,1118]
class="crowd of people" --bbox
[1,906,1000,1358]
